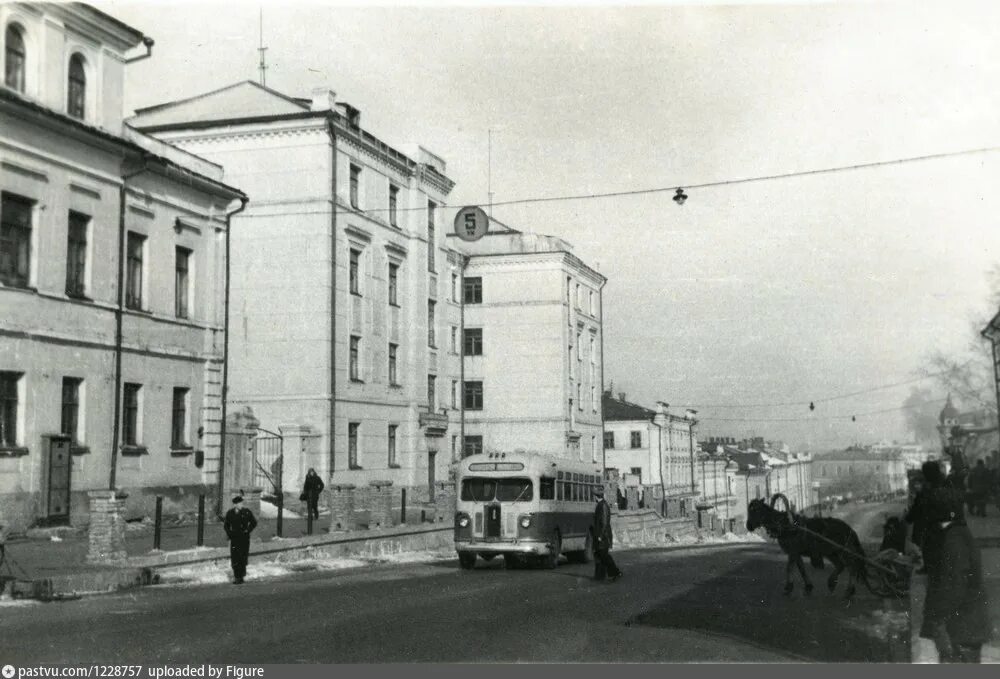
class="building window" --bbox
[630,431,642,449]
[122,383,142,446]
[451,380,458,409]
[388,262,398,306]
[66,211,88,298]
[350,248,361,295]
[1,192,32,288]
[463,328,483,356]
[428,374,436,409]
[576,332,582,361]
[427,300,436,347]
[575,283,581,309]
[592,435,598,463]
[389,184,398,227]
[67,54,86,119]
[463,381,483,411]
[175,246,191,318]
[450,326,458,354]
[463,276,482,304]
[630,467,643,483]
[463,435,483,458]
[388,425,398,467]
[577,383,582,410]
[591,385,596,412]
[349,164,360,209]
[348,422,360,468]
[590,336,596,364]
[427,201,436,272]
[125,232,145,310]
[604,431,614,449]
[451,272,458,302]
[388,343,398,385]
[589,290,595,315]
[61,377,82,444]
[171,387,189,449]
[451,435,458,462]
[350,336,361,381]
[566,276,572,305]
[4,24,25,93]
[0,372,21,447]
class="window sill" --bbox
[125,306,151,315]
[170,447,194,456]
[65,292,91,302]
[388,463,401,469]
[349,378,365,384]
[0,446,29,458]
[389,302,400,309]
[389,383,403,389]
[350,291,362,298]
[70,445,90,456]
[348,464,363,471]
[120,445,148,457]
[0,282,37,293]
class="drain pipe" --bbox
[109,154,151,491]
[325,118,338,478]
[598,278,607,473]
[216,196,249,516]
[459,255,469,461]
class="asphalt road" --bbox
[2,505,907,665]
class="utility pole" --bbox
[258,8,268,86]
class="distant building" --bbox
[811,446,907,499]
[0,2,244,530]
[602,392,696,514]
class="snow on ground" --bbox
[617,529,766,552]
[843,608,910,640]
[157,556,371,586]
[259,501,303,519]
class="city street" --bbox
[1,505,905,664]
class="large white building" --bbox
[130,82,461,499]
[452,226,606,462]
[0,2,244,530]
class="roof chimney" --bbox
[310,87,337,112]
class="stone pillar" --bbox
[242,487,263,518]
[368,480,394,529]
[434,481,456,522]
[626,487,640,510]
[86,490,127,564]
[278,424,318,495]
[327,484,357,532]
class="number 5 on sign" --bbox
[453,206,489,242]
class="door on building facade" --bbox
[45,435,72,524]
[428,451,436,502]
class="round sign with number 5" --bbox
[453,205,489,242]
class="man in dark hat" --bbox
[592,486,622,582]
[224,493,258,584]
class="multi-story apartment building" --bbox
[811,446,906,499]
[602,391,696,507]
[452,227,605,462]
[130,82,461,497]
[0,2,244,530]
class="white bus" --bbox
[454,452,604,569]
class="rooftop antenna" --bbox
[257,7,268,87]
[487,128,494,216]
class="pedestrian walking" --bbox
[224,494,258,584]
[919,489,991,663]
[592,487,622,582]
[301,468,325,521]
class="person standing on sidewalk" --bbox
[968,459,991,518]
[224,494,258,585]
[302,468,325,521]
[919,489,991,663]
[593,487,622,582]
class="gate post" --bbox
[368,480,394,529]
[328,484,356,532]
[86,490,127,563]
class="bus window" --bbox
[461,478,497,502]
[540,477,555,500]
[496,478,533,502]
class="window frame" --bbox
[67,53,86,119]
[427,200,436,272]
[427,299,436,348]
[61,377,83,445]
[125,231,145,310]
[603,431,615,449]
[349,335,361,382]
[463,435,483,458]
[630,431,642,449]
[388,424,398,467]
[388,184,399,227]
[463,327,483,356]
[65,211,89,298]
[175,246,192,318]
[388,342,398,386]
[4,24,26,93]
[349,164,361,209]
[463,380,483,411]
[171,387,191,450]
[1,192,33,288]
[0,371,22,448]
[463,276,482,304]
[388,262,398,306]
[349,248,361,295]
[348,422,360,469]
[122,382,142,447]
[427,374,436,410]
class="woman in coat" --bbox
[302,468,325,520]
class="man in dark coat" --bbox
[968,459,991,517]
[224,494,258,584]
[302,468,325,520]
[919,487,992,662]
[593,487,622,582]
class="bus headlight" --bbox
[520,515,531,528]
[457,514,470,527]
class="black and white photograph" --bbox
[1,0,999,666]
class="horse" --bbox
[746,493,870,600]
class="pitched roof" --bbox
[130,81,311,129]
[602,392,655,422]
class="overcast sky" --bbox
[97,0,1000,451]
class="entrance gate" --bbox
[251,428,285,535]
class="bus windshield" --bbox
[461,478,533,502]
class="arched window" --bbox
[4,24,26,92]
[67,54,86,119]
